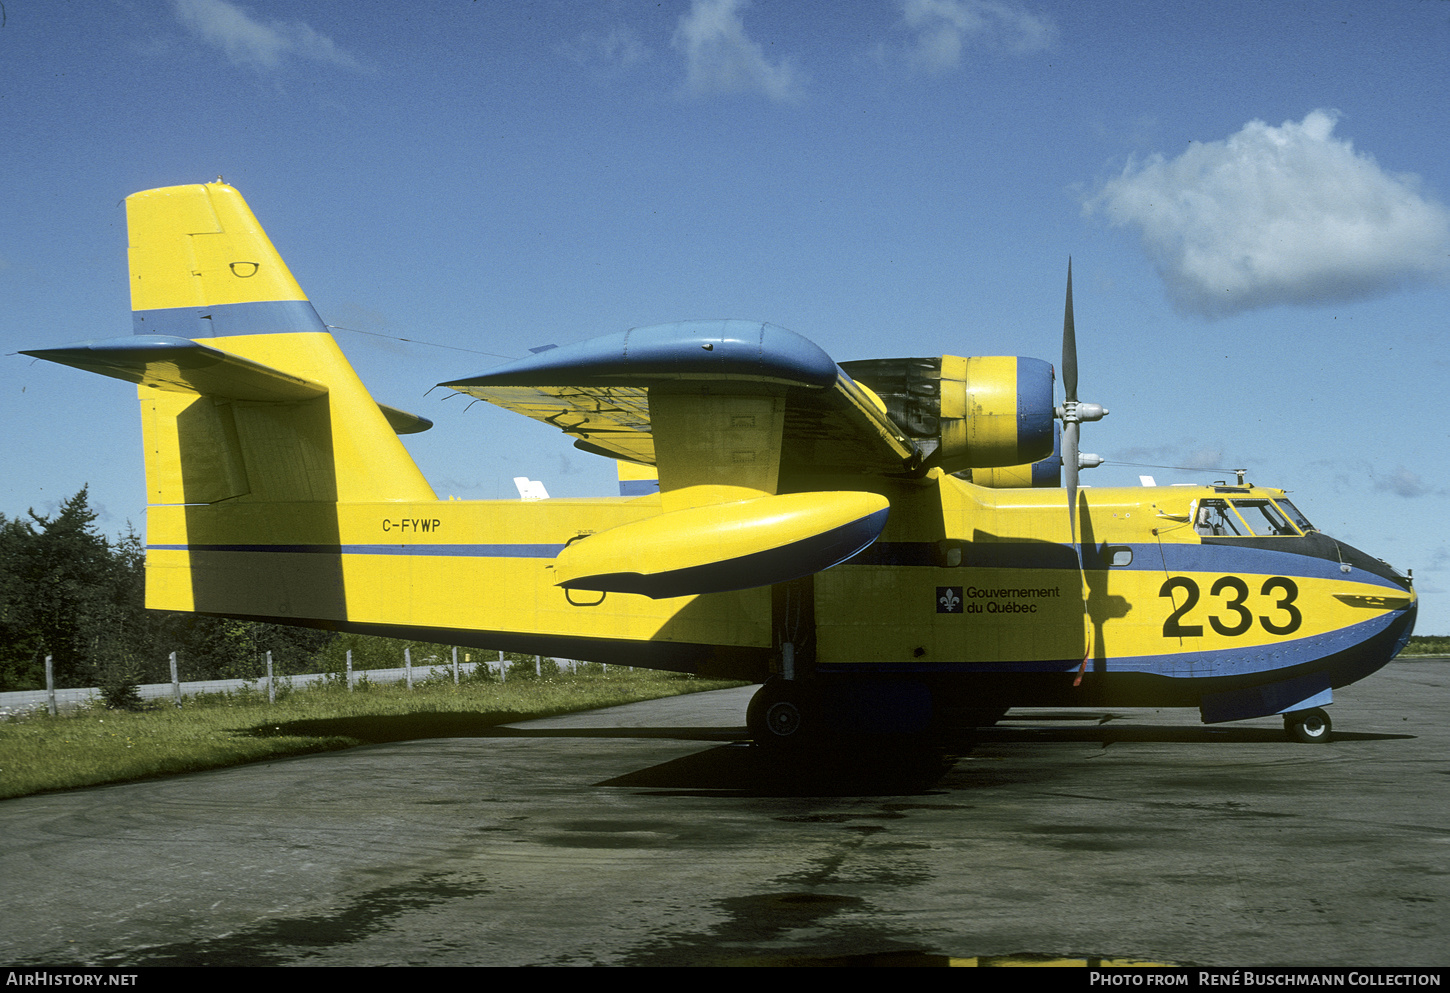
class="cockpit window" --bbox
[1194,498,1300,537]
[1275,499,1317,533]
[1232,500,1299,536]
[1194,499,1249,536]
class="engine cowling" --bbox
[839,355,1056,474]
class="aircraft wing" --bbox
[443,320,920,477]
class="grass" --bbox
[1401,635,1450,657]
[0,670,745,801]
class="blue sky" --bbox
[3,0,1448,632]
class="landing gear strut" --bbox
[1283,707,1332,743]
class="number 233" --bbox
[1159,576,1302,637]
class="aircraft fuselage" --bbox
[145,471,1416,729]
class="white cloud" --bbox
[1374,466,1444,499]
[171,0,362,72]
[1087,110,1450,317]
[897,0,1055,73]
[671,0,805,104]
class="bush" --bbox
[93,649,145,711]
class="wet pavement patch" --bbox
[94,871,489,967]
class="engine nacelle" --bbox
[839,355,1056,474]
[970,424,1062,488]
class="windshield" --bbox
[1194,498,1301,538]
[1275,498,1317,533]
[1195,499,1248,536]
[1232,500,1299,536]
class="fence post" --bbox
[535,655,541,678]
[498,650,505,683]
[452,646,459,685]
[45,655,55,716]
[266,650,274,704]
[346,649,353,690]
[169,651,182,708]
[405,647,413,689]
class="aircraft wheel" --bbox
[747,681,813,745]
[1284,708,1332,744]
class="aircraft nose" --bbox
[1319,533,1413,592]
[1319,536,1417,685]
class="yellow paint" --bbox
[936,356,1048,471]
[554,490,890,593]
[128,183,308,311]
[651,391,783,506]
[39,183,1417,698]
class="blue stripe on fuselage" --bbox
[817,604,1414,683]
[845,538,1407,591]
[148,543,567,558]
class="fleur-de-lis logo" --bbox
[937,586,962,613]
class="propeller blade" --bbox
[1059,259,1091,683]
[1064,419,1079,534]
[1062,257,1077,404]
[1061,259,1080,523]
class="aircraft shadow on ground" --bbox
[240,710,747,745]
[596,740,965,797]
[242,711,1413,799]
[247,709,1413,747]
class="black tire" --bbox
[1284,707,1332,743]
[747,681,813,745]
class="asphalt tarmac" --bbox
[1,660,1446,968]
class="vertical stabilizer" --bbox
[114,182,437,506]
[128,182,326,337]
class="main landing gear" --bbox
[746,678,935,744]
[1283,707,1332,743]
[746,680,814,745]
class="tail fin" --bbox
[127,182,324,338]
[28,182,435,506]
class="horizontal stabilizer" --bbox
[377,403,434,435]
[25,335,433,434]
[554,490,890,598]
[22,335,326,402]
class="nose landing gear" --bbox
[1284,707,1332,743]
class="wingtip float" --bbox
[25,181,1416,746]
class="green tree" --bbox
[9,489,115,689]
[0,512,46,690]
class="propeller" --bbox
[1058,259,1107,510]
[1055,259,1107,684]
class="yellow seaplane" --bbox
[24,183,1417,745]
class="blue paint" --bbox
[132,299,327,337]
[617,479,661,496]
[848,536,1410,591]
[1032,424,1062,487]
[445,320,840,390]
[1016,356,1056,456]
[817,604,1414,682]
[1199,672,1333,723]
[149,543,568,558]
